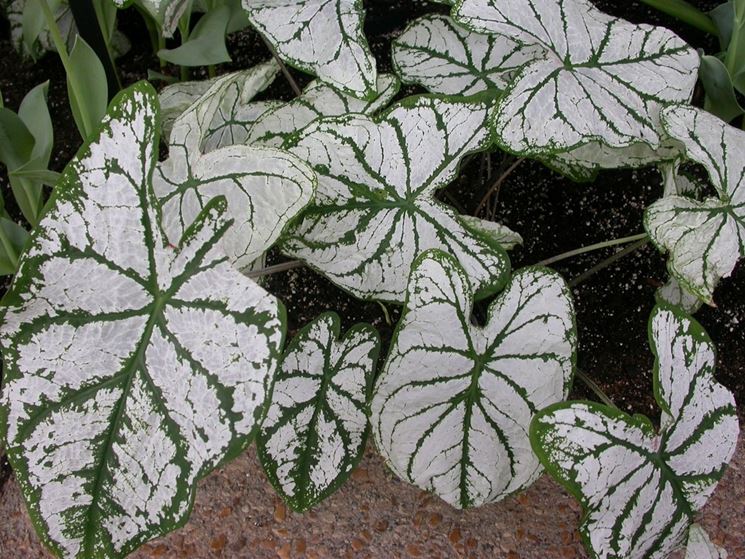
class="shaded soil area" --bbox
[0,0,743,557]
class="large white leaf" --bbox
[531,305,739,559]
[157,59,280,141]
[281,95,511,303]
[0,83,285,558]
[645,105,745,303]
[452,0,699,173]
[258,312,379,511]
[371,250,576,508]
[153,65,316,272]
[242,0,377,99]
[393,14,541,96]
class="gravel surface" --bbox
[1,432,743,558]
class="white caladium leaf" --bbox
[0,83,285,558]
[243,73,400,148]
[645,105,745,303]
[153,66,316,272]
[458,215,522,251]
[371,250,576,508]
[8,0,76,59]
[243,0,377,99]
[258,312,379,511]
[686,525,728,559]
[452,0,699,172]
[281,95,510,303]
[655,277,702,314]
[531,305,739,559]
[158,59,279,142]
[114,0,191,37]
[393,14,541,96]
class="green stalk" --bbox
[569,239,650,288]
[536,233,649,267]
[639,0,718,35]
[576,369,617,409]
[92,1,122,91]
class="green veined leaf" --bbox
[452,0,699,173]
[686,524,728,559]
[655,277,702,314]
[281,94,510,303]
[158,5,232,66]
[0,82,285,559]
[392,14,541,96]
[114,0,192,37]
[531,305,739,559]
[9,0,76,59]
[457,215,522,251]
[644,105,745,303]
[240,73,399,149]
[157,59,280,140]
[67,35,109,140]
[258,312,380,512]
[153,67,316,272]
[371,250,576,508]
[243,0,377,99]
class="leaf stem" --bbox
[536,232,648,267]
[568,239,650,288]
[246,259,303,278]
[260,34,302,97]
[638,0,718,35]
[575,369,617,409]
[474,157,524,216]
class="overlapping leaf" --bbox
[531,306,739,559]
[258,312,379,511]
[393,14,541,96]
[371,250,576,508]
[686,525,728,559]
[7,0,76,59]
[114,0,191,37]
[645,105,745,304]
[153,64,316,272]
[0,83,285,558]
[281,95,511,303]
[452,0,699,174]
[242,0,377,99]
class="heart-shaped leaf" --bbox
[452,0,699,174]
[153,66,316,272]
[0,83,285,559]
[258,312,379,511]
[158,59,280,141]
[281,94,511,303]
[371,250,576,508]
[531,305,739,559]
[242,0,377,99]
[645,105,745,303]
[393,14,541,96]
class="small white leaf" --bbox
[686,524,728,559]
[655,277,703,314]
[258,312,379,511]
[371,250,576,508]
[243,0,377,98]
[645,105,745,303]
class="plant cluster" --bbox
[0,0,743,558]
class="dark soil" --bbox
[0,0,742,449]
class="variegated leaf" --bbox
[645,105,745,303]
[243,0,376,99]
[686,525,728,559]
[531,305,739,559]
[0,83,285,558]
[655,277,702,314]
[393,14,541,96]
[281,95,510,303]
[158,59,279,142]
[153,66,316,272]
[452,0,698,172]
[114,0,190,37]
[243,73,399,148]
[371,250,576,508]
[258,312,379,511]
[8,0,76,59]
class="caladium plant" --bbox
[258,312,379,512]
[452,0,699,178]
[153,62,317,273]
[242,0,377,99]
[531,305,739,559]
[645,105,745,304]
[281,94,514,303]
[0,83,286,558]
[686,524,728,559]
[371,250,576,508]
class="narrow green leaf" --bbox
[158,6,232,67]
[0,216,29,275]
[67,34,109,139]
[700,54,744,122]
[18,81,53,164]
